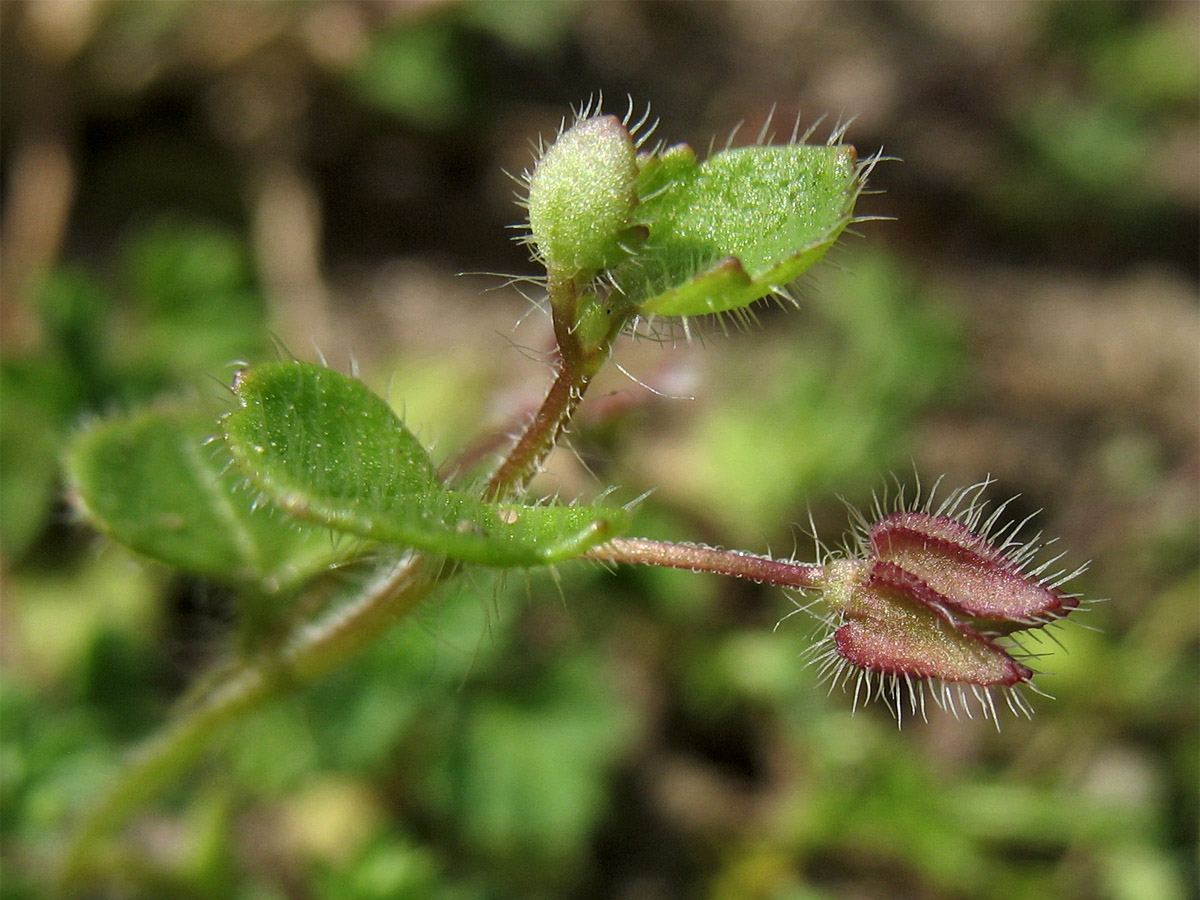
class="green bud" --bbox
[527,115,638,281]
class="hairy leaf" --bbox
[224,361,628,565]
[65,406,343,591]
[618,142,861,316]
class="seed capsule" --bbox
[869,511,1077,623]
[807,495,1088,725]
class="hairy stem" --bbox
[485,278,627,500]
[56,553,433,895]
[484,353,589,500]
[60,277,629,892]
[586,536,826,590]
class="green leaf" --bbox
[64,405,343,591]
[617,142,861,316]
[224,361,628,566]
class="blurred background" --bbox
[1,2,1196,899]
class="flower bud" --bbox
[526,115,638,281]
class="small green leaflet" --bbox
[223,361,628,566]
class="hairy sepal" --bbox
[824,560,1032,690]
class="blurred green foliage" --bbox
[994,3,1199,228]
[1,2,1195,899]
[350,17,470,130]
[642,251,961,539]
[348,1,578,129]
[1,220,267,559]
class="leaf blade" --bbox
[224,361,628,565]
[620,142,862,317]
[64,405,343,590]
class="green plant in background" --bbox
[55,101,1092,896]
[0,222,271,562]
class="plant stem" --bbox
[485,277,626,500]
[585,536,826,590]
[484,353,589,500]
[56,552,433,895]
[60,275,627,892]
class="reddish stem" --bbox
[483,351,590,500]
[585,536,826,590]
[484,276,609,500]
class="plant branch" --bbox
[61,276,626,893]
[585,536,827,590]
[484,278,627,500]
[483,351,589,500]
[56,552,434,895]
